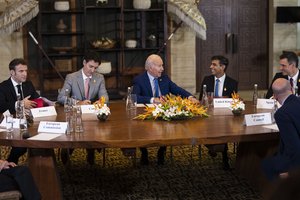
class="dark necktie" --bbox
[154,78,159,97]
[16,84,23,100]
[290,78,294,88]
[214,79,220,97]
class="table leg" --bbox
[235,140,278,191]
[28,149,63,200]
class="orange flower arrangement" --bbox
[134,94,208,121]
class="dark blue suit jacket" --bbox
[0,78,40,114]
[199,75,238,99]
[266,71,300,98]
[132,71,192,103]
[262,95,300,180]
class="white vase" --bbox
[133,0,151,9]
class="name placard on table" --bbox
[30,106,57,118]
[38,121,67,134]
[213,98,233,108]
[256,98,275,109]
[244,112,272,126]
[81,105,95,114]
[0,118,19,129]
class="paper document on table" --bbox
[136,104,146,107]
[0,128,6,132]
[146,104,155,107]
[262,124,279,131]
[28,133,61,141]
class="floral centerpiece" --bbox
[93,96,110,121]
[229,92,245,116]
[134,94,208,121]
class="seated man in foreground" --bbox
[0,159,41,200]
[262,78,300,181]
[132,54,198,165]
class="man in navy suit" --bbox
[133,54,199,165]
[0,58,40,164]
[262,78,300,181]
[200,55,238,170]
[266,51,300,98]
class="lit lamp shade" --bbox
[96,62,112,74]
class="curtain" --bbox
[0,0,38,35]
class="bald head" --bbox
[145,54,164,78]
[272,78,292,103]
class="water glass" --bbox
[126,94,137,110]
[207,92,214,107]
[5,115,14,133]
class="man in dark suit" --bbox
[266,51,300,98]
[0,58,40,164]
[0,159,41,200]
[57,51,109,165]
[262,78,300,181]
[133,54,199,165]
[200,55,238,170]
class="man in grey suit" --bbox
[57,51,109,165]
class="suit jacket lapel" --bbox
[144,72,154,97]
[7,79,18,100]
[76,71,85,99]
[89,74,98,99]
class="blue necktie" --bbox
[154,78,159,97]
[214,79,220,97]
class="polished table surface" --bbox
[0,101,279,200]
[0,101,278,148]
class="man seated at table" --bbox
[57,51,109,165]
[262,78,300,181]
[200,55,238,170]
[0,58,40,164]
[0,159,41,200]
[132,54,199,165]
[266,51,300,98]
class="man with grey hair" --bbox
[132,54,198,165]
[262,78,300,180]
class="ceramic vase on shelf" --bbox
[133,0,151,9]
[56,19,67,32]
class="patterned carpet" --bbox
[53,145,262,200]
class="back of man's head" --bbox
[272,78,292,102]
[280,51,298,68]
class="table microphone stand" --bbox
[28,31,65,81]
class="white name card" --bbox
[0,118,19,128]
[30,106,57,118]
[38,121,67,134]
[81,105,95,114]
[256,98,275,109]
[213,98,233,108]
[244,112,272,126]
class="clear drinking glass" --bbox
[207,92,214,107]
[5,114,14,133]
